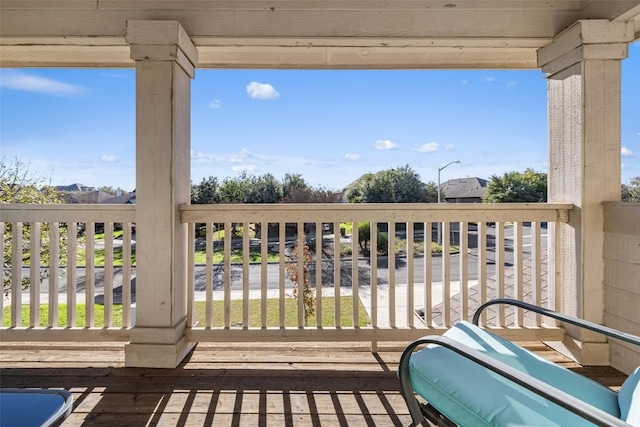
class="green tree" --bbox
[219,173,251,203]
[483,169,547,203]
[357,222,388,256]
[345,165,432,203]
[191,176,221,204]
[424,181,440,203]
[245,173,283,203]
[1,158,65,293]
[622,176,640,202]
[282,173,309,200]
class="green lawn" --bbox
[194,296,370,327]
[3,296,370,328]
[76,246,136,267]
[3,303,124,327]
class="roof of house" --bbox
[55,183,95,192]
[61,190,113,204]
[104,190,136,204]
[442,177,488,200]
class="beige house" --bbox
[1,0,639,385]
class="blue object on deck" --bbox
[398,299,640,427]
[0,389,73,427]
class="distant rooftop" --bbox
[55,183,95,192]
[442,177,488,202]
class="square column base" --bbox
[125,336,196,368]
[544,337,610,366]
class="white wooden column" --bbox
[124,21,197,368]
[538,20,633,365]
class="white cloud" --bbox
[484,76,496,82]
[413,142,439,153]
[207,99,223,109]
[373,139,400,150]
[101,155,117,163]
[621,147,635,157]
[505,81,517,89]
[246,82,280,100]
[231,164,257,172]
[445,144,455,151]
[0,70,84,96]
[344,153,361,161]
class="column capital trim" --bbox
[538,20,633,74]
[126,20,198,70]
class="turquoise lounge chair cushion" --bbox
[620,367,640,426]
[408,321,620,426]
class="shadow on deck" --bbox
[0,341,627,426]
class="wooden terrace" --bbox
[0,341,627,426]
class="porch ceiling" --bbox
[1,1,640,68]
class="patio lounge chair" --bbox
[399,299,640,427]
[0,388,73,427]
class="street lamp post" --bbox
[436,160,460,245]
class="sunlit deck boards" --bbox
[0,341,627,426]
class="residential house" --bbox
[442,177,488,203]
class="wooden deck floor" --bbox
[0,341,628,426]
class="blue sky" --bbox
[1,42,639,192]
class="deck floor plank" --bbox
[0,341,627,426]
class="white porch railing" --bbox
[1,204,135,342]
[181,203,571,344]
[1,203,571,344]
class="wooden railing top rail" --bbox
[0,204,136,222]
[0,202,573,223]
[181,203,573,223]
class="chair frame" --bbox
[399,298,640,427]
[0,388,73,427]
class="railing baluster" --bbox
[297,221,305,328]
[67,222,77,327]
[553,219,562,314]
[186,223,194,329]
[514,222,524,326]
[442,221,451,327]
[122,223,132,328]
[352,221,359,328]
[407,222,414,327]
[11,222,22,327]
[86,222,95,327]
[224,221,231,328]
[370,222,378,347]
[243,222,250,328]
[315,221,322,329]
[49,222,59,327]
[0,222,4,320]
[206,222,213,327]
[279,222,285,328]
[496,222,505,326]
[333,221,341,328]
[389,222,396,328]
[425,221,432,327]
[477,221,487,327]
[532,221,542,326]
[104,222,114,327]
[460,222,468,322]
[30,222,41,327]
[261,221,268,329]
